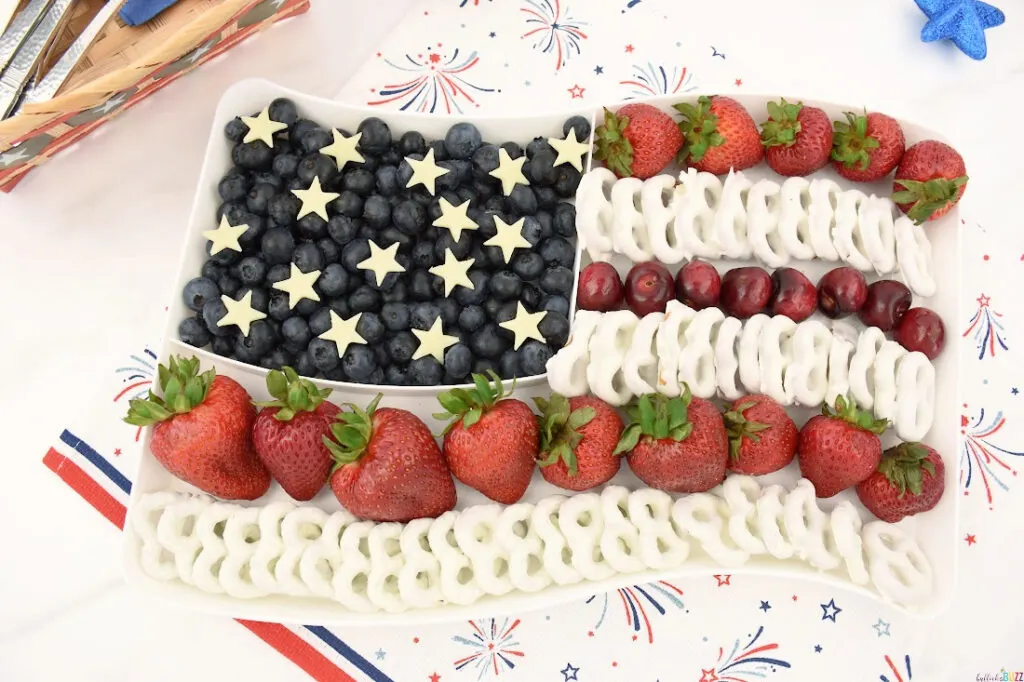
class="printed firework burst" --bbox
[520,0,587,71]
[620,63,696,99]
[961,407,1024,508]
[963,293,1008,359]
[451,618,525,679]
[585,581,685,644]
[699,626,791,681]
[113,348,158,442]
[879,653,913,681]
[368,47,495,113]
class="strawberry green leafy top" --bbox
[323,393,382,467]
[593,107,636,178]
[433,371,515,436]
[534,393,596,477]
[124,355,215,426]
[254,366,332,422]
[892,176,969,224]
[823,394,889,434]
[673,96,725,164]
[878,442,937,497]
[760,98,803,148]
[613,386,695,455]
[830,110,881,170]
[723,399,772,461]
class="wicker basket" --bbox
[0,0,311,192]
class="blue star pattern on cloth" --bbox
[915,0,1005,60]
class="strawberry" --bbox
[674,95,763,175]
[535,393,624,491]
[796,395,888,498]
[125,355,270,500]
[724,394,798,475]
[830,110,905,182]
[892,140,968,224]
[615,387,728,493]
[251,367,340,501]
[325,394,456,522]
[593,104,683,179]
[435,372,538,504]
[855,442,946,522]
[760,99,832,177]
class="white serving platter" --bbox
[124,79,960,625]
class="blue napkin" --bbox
[119,0,181,26]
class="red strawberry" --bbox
[251,367,340,501]
[616,387,728,493]
[724,394,798,475]
[125,355,270,500]
[675,95,764,175]
[892,140,968,224]
[593,104,683,179]
[797,395,888,498]
[855,442,946,522]
[760,99,832,177]
[830,110,905,182]
[436,372,538,504]
[535,394,624,491]
[325,394,456,522]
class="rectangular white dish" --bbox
[124,79,960,624]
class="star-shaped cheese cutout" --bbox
[240,107,287,147]
[318,311,366,356]
[411,317,459,362]
[548,128,591,171]
[292,176,339,221]
[357,240,406,286]
[429,249,475,297]
[499,302,548,350]
[320,129,364,171]
[217,291,267,337]
[484,215,531,263]
[202,215,249,255]
[272,263,321,309]
[404,148,449,195]
[432,197,478,242]
[488,147,529,196]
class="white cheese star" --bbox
[318,311,366,356]
[217,291,267,337]
[489,147,529,196]
[292,176,339,221]
[272,263,321,309]
[429,249,475,297]
[548,128,591,172]
[484,215,531,263]
[432,197,478,242]
[357,240,406,286]
[499,302,548,350]
[320,129,364,171]
[412,317,459,362]
[240,107,287,147]
[202,215,249,255]
[404,148,449,195]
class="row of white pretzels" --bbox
[545,304,935,441]
[575,168,936,297]
[130,478,932,612]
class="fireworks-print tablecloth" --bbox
[42,0,1024,680]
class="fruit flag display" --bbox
[37,0,1024,680]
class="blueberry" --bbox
[435,161,463,193]
[472,177,496,202]
[384,364,408,385]
[208,239,241,265]
[499,348,521,378]
[411,301,442,330]
[252,171,284,192]
[397,155,418,187]
[541,294,570,316]
[362,194,391,229]
[386,331,418,364]
[408,356,444,386]
[554,166,582,197]
[399,130,427,157]
[291,242,323,273]
[342,345,378,382]
[237,287,270,313]
[299,127,333,155]
[297,153,337,187]
[538,237,576,269]
[268,291,292,321]
[341,239,371,272]
[265,264,290,287]
[308,307,332,335]
[327,215,359,245]
[218,172,250,202]
[201,261,225,282]
[349,285,382,313]
[500,141,524,159]
[358,118,392,154]
[294,350,317,377]
[308,338,341,371]
[375,165,401,196]
[520,340,554,376]
[444,122,483,160]
[179,316,212,348]
[382,201,422,239]
[381,302,410,331]
[294,214,327,241]
[317,237,340,264]
[408,269,435,302]
[244,182,276,215]
[381,280,408,303]
[328,297,352,319]
[456,186,477,206]
[265,97,297,126]
[484,195,508,213]
[329,190,363,218]
[438,342,473,380]
[356,312,386,344]
[343,168,376,197]
[315,263,349,298]
[510,252,543,281]
[553,202,576,238]
[232,141,273,170]
[272,152,300,179]
[324,366,347,381]
[433,230,473,261]
[472,144,501,174]
[489,271,522,301]
[483,297,503,321]
[508,185,538,215]
[428,139,449,162]
[364,252,409,293]
[410,240,435,269]
[217,274,241,297]
[268,192,302,226]
[534,210,554,239]
[374,344,392,369]
[183,277,220,312]
[234,257,267,286]
[428,191,458,222]
[236,213,266,251]
[217,199,247,224]
[353,154,380,174]
[483,244,509,270]
[454,270,490,306]
[286,177,307,191]
[260,347,294,371]
[521,215,544,246]
[381,148,403,167]
[540,266,574,295]
[539,311,570,347]
[290,119,319,142]
[470,323,509,359]
[528,190,554,215]
[526,150,558,186]
[521,282,542,310]
[563,115,591,139]
[235,320,277,362]
[224,117,247,142]
[459,305,486,333]
[526,136,553,159]
[475,211,499,239]
[473,358,500,375]
[495,301,518,325]
[434,297,458,327]
[211,334,236,356]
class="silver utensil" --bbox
[0,0,54,74]
[0,0,74,118]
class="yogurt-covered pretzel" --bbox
[857,196,898,273]
[642,175,688,264]
[559,493,615,581]
[746,178,788,267]
[830,501,869,586]
[575,167,617,261]
[714,316,744,401]
[714,170,754,259]
[329,520,376,612]
[806,178,842,260]
[656,301,697,397]
[777,177,816,260]
[863,521,933,606]
[249,501,293,593]
[428,511,484,606]
[132,491,181,582]
[675,168,724,259]
[547,310,602,397]
[366,523,406,613]
[155,494,209,586]
[738,313,770,394]
[894,216,936,297]
[191,502,241,594]
[825,321,857,407]
[782,479,841,571]
[220,506,267,599]
[872,341,906,425]
[398,517,444,608]
[833,189,874,270]
[627,488,689,569]
[494,503,551,593]
[894,351,935,441]
[672,493,750,567]
[848,326,887,410]
[721,475,767,555]
[677,307,725,398]
[586,310,640,405]
[755,484,794,560]
[532,496,582,585]
[759,315,798,405]
[623,311,665,397]
[612,178,656,263]
[599,487,646,573]
[276,506,328,596]
[455,505,514,596]
[784,320,832,407]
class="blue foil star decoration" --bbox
[915,0,1005,60]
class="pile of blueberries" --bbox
[178,97,586,386]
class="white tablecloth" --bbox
[2,0,1023,680]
